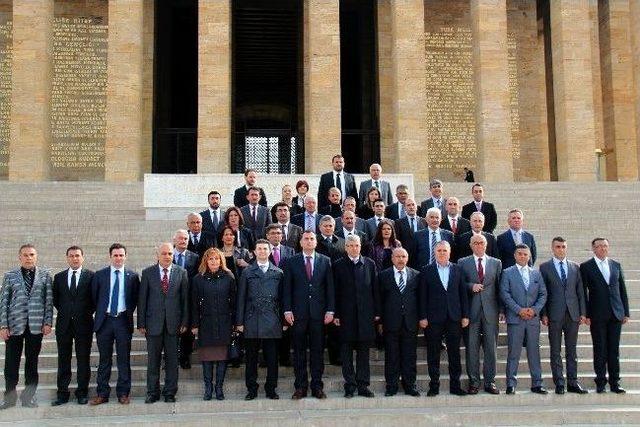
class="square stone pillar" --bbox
[198,0,231,173]
[632,0,640,177]
[380,0,428,186]
[303,0,341,173]
[9,1,53,181]
[105,0,145,181]
[550,0,597,181]
[471,0,513,182]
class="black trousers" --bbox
[341,341,371,392]
[179,330,194,364]
[279,328,292,364]
[95,315,132,398]
[383,326,417,392]
[3,326,43,402]
[245,338,278,393]
[425,320,463,390]
[291,318,325,391]
[590,318,623,387]
[56,326,92,399]
[146,327,179,397]
[326,324,341,364]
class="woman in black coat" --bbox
[191,248,237,400]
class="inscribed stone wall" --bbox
[424,0,476,181]
[50,2,108,180]
[0,2,10,179]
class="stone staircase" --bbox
[0,180,639,426]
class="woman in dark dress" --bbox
[222,206,255,251]
[367,219,402,271]
[218,225,253,280]
[356,187,382,220]
[191,248,237,401]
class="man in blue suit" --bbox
[415,207,455,269]
[90,243,140,406]
[497,209,537,268]
[500,244,547,395]
[283,231,335,400]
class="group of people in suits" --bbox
[0,155,631,408]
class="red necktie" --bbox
[273,246,281,267]
[477,258,484,283]
[305,256,313,281]
[451,218,457,234]
[161,268,169,295]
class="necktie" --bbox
[161,268,169,295]
[260,264,268,273]
[110,270,120,316]
[600,260,611,284]
[336,173,342,198]
[514,231,521,245]
[398,270,406,293]
[476,202,482,212]
[400,204,406,219]
[212,210,218,228]
[305,256,313,281]
[193,233,199,245]
[436,199,441,209]
[23,269,33,295]
[451,218,457,234]
[252,206,257,222]
[430,231,437,264]
[273,247,280,267]
[281,224,287,243]
[70,270,77,293]
[374,180,379,189]
[559,261,567,286]
[306,214,314,231]
[477,258,484,283]
[520,267,529,290]
[410,217,416,233]
[177,253,184,268]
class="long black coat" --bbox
[333,256,380,342]
[191,270,236,347]
[236,262,284,339]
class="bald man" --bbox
[138,243,190,403]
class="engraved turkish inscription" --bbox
[508,31,521,173]
[50,16,107,180]
[0,16,10,179]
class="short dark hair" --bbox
[551,236,566,244]
[255,239,270,247]
[273,201,289,211]
[591,237,609,246]
[247,186,261,195]
[514,243,530,253]
[66,245,84,256]
[332,154,344,162]
[295,180,309,191]
[207,190,221,198]
[18,243,36,254]
[373,198,385,205]
[266,223,283,234]
[109,243,127,255]
[472,183,483,190]
[244,168,257,176]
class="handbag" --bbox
[228,331,244,360]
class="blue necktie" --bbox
[177,253,184,268]
[110,270,120,316]
[559,261,567,287]
[430,231,437,264]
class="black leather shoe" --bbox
[467,386,479,395]
[358,388,375,398]
[51,398,69,406]
[0,400,16,410]
[145,395,159,404]
[567,384,588,394]
[164,395,176,403]
[426,388,439,397]
[450,388,468,396]
[555,385,565,395]
[611,386,626,394]
[484,384,500,395]
[506,386,515,395]
[404,387,420,397]
[21,398,38,408]
[311,389,327,399]
[596,385,606,393]
[245,391,258,401]
[344,390,354,398]
[77,397,89,405]
[180,360,191,370]
[291,389,307,400]
[531,386,548,395]
[266,391,279,400]
[384,389,397,397]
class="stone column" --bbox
[632,0,640,177]
[198,0,231,173]
[303,0,341,173]
[105,0,144,181]
[141,0,155,174]
[383,0,428,185]
[550,0,597,181]
[599,0,638,180]
[471,0,512,182]
[9,1,53,181]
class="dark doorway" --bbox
[538,0,558,181]
[340,0,379,173]
[153,0,198,173]
[232,0,303,173]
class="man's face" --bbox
[405,199,417,216]
[304,198,317,214]
[470,237,486,257]
[254,243,271,263]
[391,250,408,269]
[430,183,442,198]
[435,245,450,265]
[552,240,568,259]
[446,199,459,216]
[373,201,385,216]
[110,248,126,269]
[157,244,174,268]
[276,206,290,223]
[508,212,523,230]
[245,171,257,186]
[328,191,341,204]
[173,233,189,250]
[208,193,221,209]
[342,212,355,230]
[18,247,37,269]
[343,199,356,212]
[300,233,317,251]
[345,239,361,259]
[267,228,283,246]
[332,157,345,172]
[592,239,609,260]
[187,216,202,233]
[369,164,381,180]
[472,186,484,202]
[514,248,530,266]
[470,215,484,232]
[396,188,409,204]
[427,212,441,229]
[320,221,334,236]
[247,189,261,204]
[66,249,84,270]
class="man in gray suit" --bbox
[0,244,53,409]
[358,163,393,206]
[458,234,503,395]
[273,202,303,251]
[540,237,588,395]
[138,243,190,403]
[500,244,548,395]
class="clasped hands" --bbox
[518,307,536,320]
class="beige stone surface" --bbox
[197,0,231,173]
[632,0,640,178]
[550,0,597,181]
[141,0,154,174]
[105,0,144,181]
[589,0,606,169]
[9,0,53,181]
[303,0,341,173]
[471,0,513,182]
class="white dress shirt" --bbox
[594,256,610,284]
[67,267,82,289]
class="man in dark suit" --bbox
[273,202,303,251]
[419,179,446,217]
[317,154,357,209]
[138,243,190,403]
[90,243,140,406]
[200,190,225,235]
[318,187,344,218]
[385,184,411,221]
[414,207,455,269]
[540,237,588,395]
[365,199,394,239]
[333,235,379,398]
[0,244,53,410]
[461,183,497,233]
[335,197,367,234]
[358,163,393,206]
[580,238,630,394]
[233,168,267,207]
[335,210,371,254]
[440,197,471,237]
[186,212,217,257]
[463,167,475,182]
[241,186,272,240]
[283,231,335,399]
[395,198,426,268]
[454,212,498,261]
[419,241,469,396]
[316,215,346,264]
[51,246,95,406]
[378,248,420,396]
[497,209,537,268]
[291,196,321,233]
